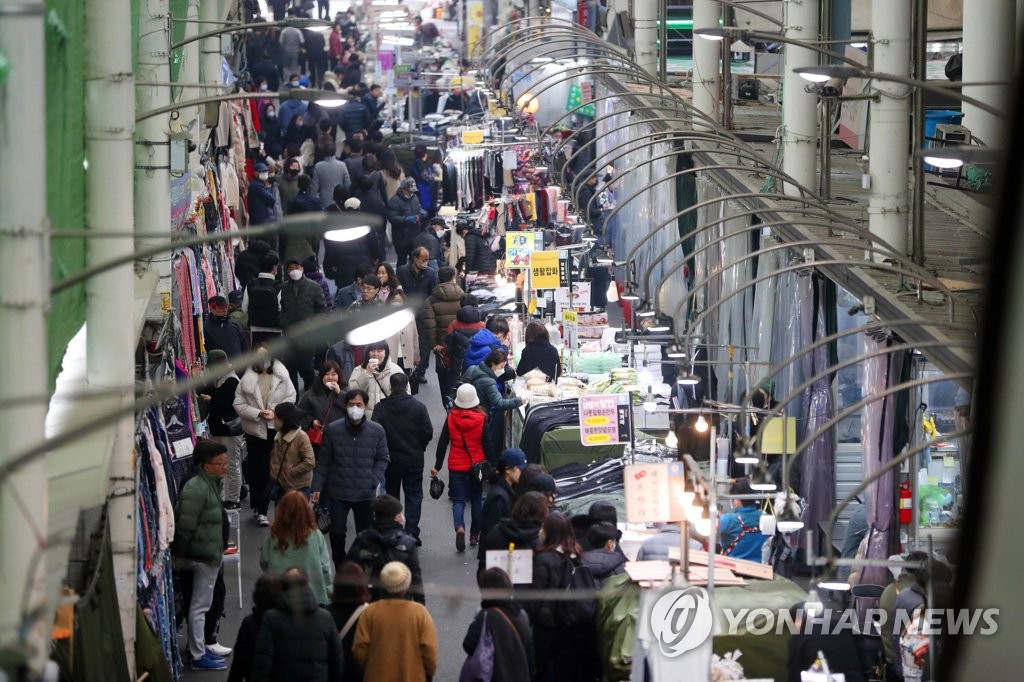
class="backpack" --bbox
[554,556,599,627]
[458,612,495,682]
[245,278,281,328]
[349,532,413,598]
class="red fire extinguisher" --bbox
[899,481,913,524]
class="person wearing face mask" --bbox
[411,218,444,273]
[312,389,391,567]
[248,162,278,226]
[276,156,303,213]
[464,348,527,462]
[387,178,425,267]
[259,103,283,158]
[234,346,297,526]
[279,258,326,393]
[347,341,402,419]
[203,295,247,359]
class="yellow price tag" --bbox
[586,433,611,444]
[584,416,610,426]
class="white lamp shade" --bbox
[606,280,619,302]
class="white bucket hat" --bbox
[454,383,480,409]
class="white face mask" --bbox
[258,172,269,181]
[262,359,273,370]
[288,269,303,281]
[347,405,365,421]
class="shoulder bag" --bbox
[307,392,338,446]
[338,603,369,640]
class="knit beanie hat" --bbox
[372,494,403,520]
[379,561,412,595]
[207,349,228,364]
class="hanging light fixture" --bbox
[642,392,658,413]
[677,373,701,385]
[776,501,805,533]
[636,304,657,318]
[665,429,678,448]
[595,248,615,264]
[749,465,777,492]
[606,280,619,303]
[620,285,641,302]
[733,446,760,465]
[648,315,671,333]
[695,414,709,433]
[817,568,852,592]
[666,343,687,358]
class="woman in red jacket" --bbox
[431,383,488,552]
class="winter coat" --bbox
[306,271,334,311]
[462,602,535,682]
[385,315,419,367]
[245,274,282,329]
[386,192,422,247]
[227,607,272,682]
[371,392,433,468]
[444,307,484,372]
[464,229,497,274]
[348,360,402,417]
[248,179,278,225]
[278,174,301,214]
[235,241,272,291]
[311,158,352,207]
[206,373,240,437]
[172,469,225,565]
[338,101,371,139]
[269,428,316,491]
[397,263,438,300]
[411,229,443,263]
[463,329,506,372]
[233,362,297,440]
[355,171,389,222]
[346,522,425,603]
[480,476,515,536]
[333,281,361,310]
[516,339,561,380]
[204,314,247,358]
[286,191,324,216]
[576,182,603,225]
[260,529,334,605]
[297,387,345,430]
[249,585,344,682]
[279,276,326,330]
[343,154,365,185]
[477,518,541,574]
[445,408,487,473]
[353,598,438,682]
[525,549,577,628]
[464,363,523,413]
[322,232,380,287]
[312,418,390,502]
[423,282,464,346]
[581,548,627,586]
[326,603,367,682]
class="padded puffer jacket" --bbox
[312,419,390,502]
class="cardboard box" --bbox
[687,549,775,581]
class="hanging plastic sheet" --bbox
[749,244,779,387]
[859,336,902,586]
[800,276,837,544]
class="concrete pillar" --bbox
[962,0,1013,147]
[633,0,659,77]
[85,0,137,673]
[868,0,912,256]
[0,0,50,673]
[692,0,721,127]
[782,0,820,195]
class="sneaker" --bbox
[223,501,240,510]
[416,373,428,385]
[191,652,227,670]
[207,643,232,657]
[257,514,270,527]
[455,527,466,552]
[469,532,479,547]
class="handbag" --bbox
[462,431,496,483]
[314,501,332,533]
[224,415,244,437]
[458,612,495,682]
[307,392,338,446]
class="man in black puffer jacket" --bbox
[464,227,498,274]
[346,494,425,603]
[249,569,344,682]
[371,374,433,544]
[312,389,390,568]
[386,178,424,267]
[235,240,273,291]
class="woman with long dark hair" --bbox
[411,144,438,216]
[297,360,346,453]
[268,402,315,500]
[516,321,561,380]
[461,568,534,682]
[379,148,405,200]
[259,491,334,604]
[375,262,402,301]
[525,511,598,681]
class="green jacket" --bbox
[172,469,225,565]
[279,277,326,330]
[464,363,522,412]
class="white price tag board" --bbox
[485,549,534,584]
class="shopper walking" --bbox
[464,348,527,459]
[296,359,346,451]
[327,563,371,682]
[173,439,230,671]
[200,350,244,509]
[480,448,526,536]
[226,574,283,682]
[397,247,439,385]
[423,267,464,399]
[346,494,425,602]
[347,341,402,418]
[352,562,438,682]
[310,142,352,207]
[279,257,327,393]
[461,568,535,682]
[268,402,315,500]
[387,178,424,267]
[249,568,344,682]
[371,374,433,543]
[204,295,248,359]
[476,491,547,575]
[431,384,488,552]
[234,345,297,527]
[259,491,334,605]
[311,388,390,566]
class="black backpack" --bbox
[349,532,414,598]
[554,556,598,626]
